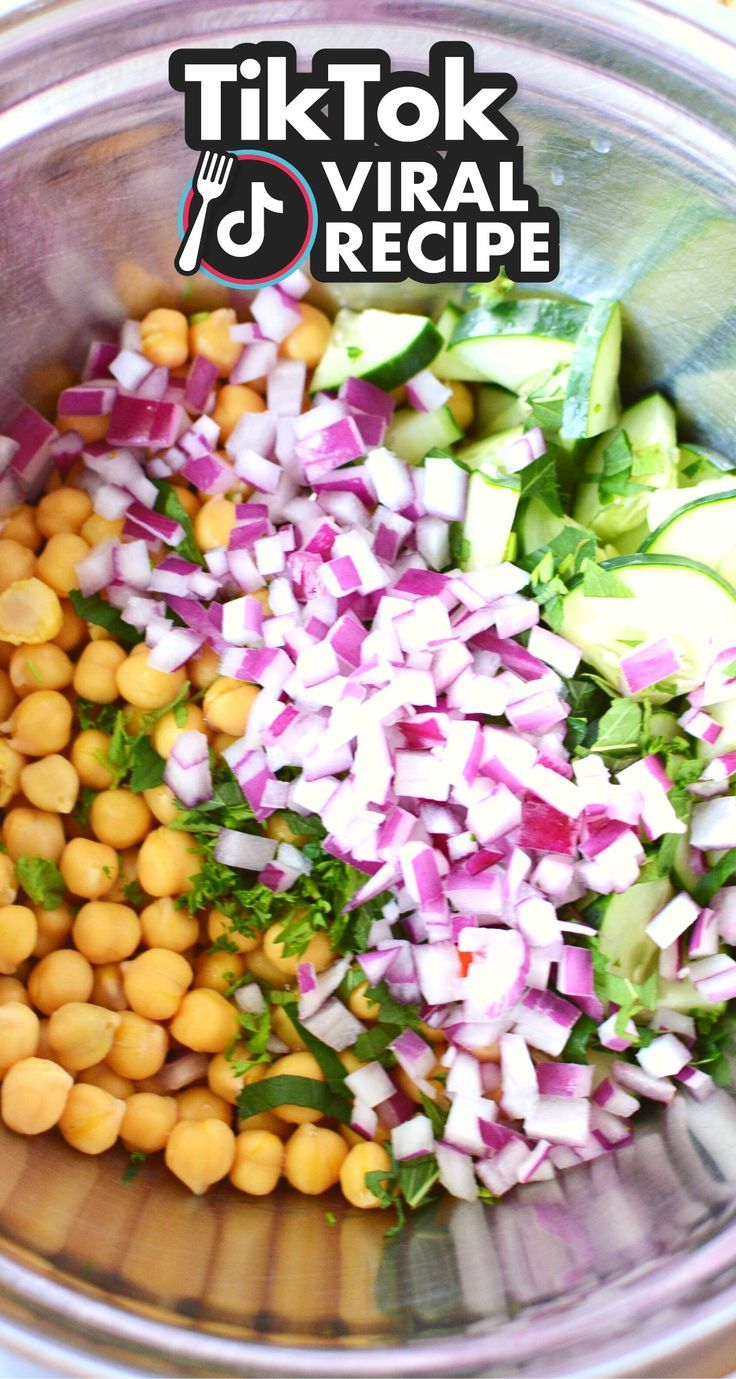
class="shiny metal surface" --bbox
[1,1,736,1374]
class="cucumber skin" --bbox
[311,314,443,394]
[640,487,736,554]
[561,299,622,441]
[450,299,590,346]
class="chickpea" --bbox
[89,789,152,849]
[35,533,90,597]
[140,897,199,953]
[80,514,124,547]
[284,1123,348,1195]
[348,980,380,1022]
[151,703,206,759]
[193,496,237,554]
[0,668,16,721]
[339,1142,392,1209]
[28,950,94,1015]
[211,732,238,757]
[262,922,333,978]
[0,854,18,907]
[48,1002,121,1071]
[203,676,259,736]
[447,380,474,431]
[122,948,192,1020]
[264,812,308,847]
[207,1048,265,1106]
[3,808,65,862]
[55,414,108,444]
[60,838,119,900]
[271,1005,307,1053]
[107,1011,168,1081]
[212,384,266,441]
[206,908,258,955]
[0,540,35,593]
[0,977,29,1007]
[121,1092,178,1153]
[20,755,79,814]
[143,782,178,826]
[32,905,74,959]
[8,689,72,756]
[73,640,126,703]
[36,487,93,538]
[78,1062,133,1100]
[71,729,115,789]
[245,946,293,989]
[0,1002,40,1075]
[0,579,63,645]
[52,599,87,653]
[338,1050,363,1075]
[194,949,244,995]
[0,743,26,808]
[188,645,220,691]
[170,989,239,1054]
[10,643,73,696]
[165,1117,236,1194]
[189,308,241,377]
[116,644,186,712]
[1,1056,73,1134]
[230,1129,284,1196]
[141,307,189,368]
[90,962,127,1012]
[72,901,141,965]
[0,905,38,975]
[280,304,332,369]
[136,827,199,898]
[237,1109,289,1138]
[58,1082,125,1154]
[265,1052,325,1125]
[2,506,41,553]
[177,1087,231,1125]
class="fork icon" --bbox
[175,150,236,275]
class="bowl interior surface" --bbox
[1,2,736,1375]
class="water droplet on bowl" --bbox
[591,134,612,154]
[550,168,564,186]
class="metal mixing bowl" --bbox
[1,1,736,1374]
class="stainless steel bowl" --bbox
[1,1,736,1374]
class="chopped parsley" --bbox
[121,1151,148,1183]
[69,590,142,645]
[365,1147,440,1237]
[153,480,205,568]
[99,684,191,792]
[75,699,120,733]
[581,560,635,600]
[15,856,65,908]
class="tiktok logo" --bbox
[176,149,317,289]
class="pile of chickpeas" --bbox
[0,301,468,1205]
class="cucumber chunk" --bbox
[461,472,521,571]
[311,308,442,393]
[574,393,678,542]
[641,487,736,585]
[678,443,736,487]
[387,405,463,466]
[437,299,589,391]
[596,878,673,983]
[457,425,525,473]
[474,384,530,437]
[559,554,736,699]
[561,299,622,440]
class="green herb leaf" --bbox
[518,453,563,516]
[76,699,120,733]
[695,849,736,907]
[561,1013,599,1063]
[123,879,147,907]
[153,480,204,568]
[581,560,635,599]
[236,1074,352,1124]
[15,856,65,908]
[588,699,643,755]
[69,591,142,645]
[127,736,166,793]
[288,1010,349,1095]
[72,787,96,829]
[599,430,634,504]
[121,1151,147,1183]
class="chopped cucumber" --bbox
[697,698,736,762]
[515,498,600,561]
[657,976,712,1013]
[436,299,589,391]
[648,709,680,743]
[596,878,673,983]
[387,405,463,466]
[641,487,736,585]
[461,472,521,571]
[457,424,524,473]
[559,554,736,699]
[678,443,736,487]
[310,308,442,393]
[672,834,700,894]
[474,384,530,437]
[646,477,736,533]
[574,393,678,542]
[561,299,622,440]
[435,301,463,347]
